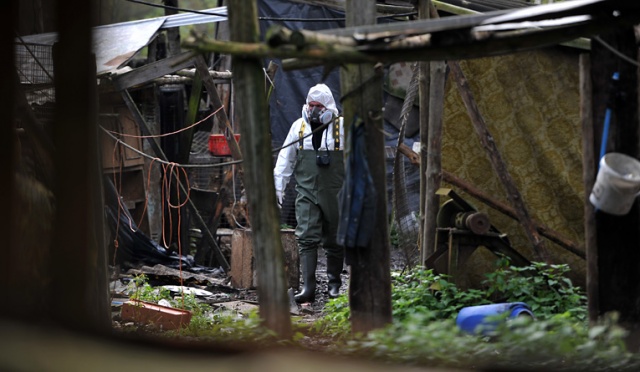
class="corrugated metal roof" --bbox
[16,6,229,77]
[94,18,167,75]
[161,7,227,29]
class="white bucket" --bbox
[589,152,640,215]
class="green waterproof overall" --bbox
[294,150,344,259]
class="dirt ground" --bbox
[112,246,410,331]
[240,247,409,310]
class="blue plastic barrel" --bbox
[456,302,534,335]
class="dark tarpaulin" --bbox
[104,177,192,270]
[257,0,344,150]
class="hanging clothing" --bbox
[337,118,377,254]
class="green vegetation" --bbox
[124,261,640,371]
[313,261,637,371]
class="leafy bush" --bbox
[482,258,588,320]
[314,262,638,371]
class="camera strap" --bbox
[333,117,341,150]
[298,120,306,150]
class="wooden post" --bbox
[50,0,110,330]
[3,0,21,321]
[342,0,392,334]
[418,0,431,264]
[227,1,292,338]
[423,60,445,263]
[590,28,640,347]
[579,53,598,323]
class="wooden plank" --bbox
[112,51,197,91]
[230,229,254,289]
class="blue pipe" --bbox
[599,72,620,163]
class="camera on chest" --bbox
[316,151,331,167]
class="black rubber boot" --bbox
[326,255,343,298]
[295,250,318,303]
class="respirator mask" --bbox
[307,105,333,125]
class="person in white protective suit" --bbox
[273,83,345,303]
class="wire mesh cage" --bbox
[388,146,422,269]
[15,42,55,108]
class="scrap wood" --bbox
[126,264,233,290]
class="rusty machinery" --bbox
[425,188,530,288]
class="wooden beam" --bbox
[441,170,585,259]
[183,2,640,71]
[112,51,197,91]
